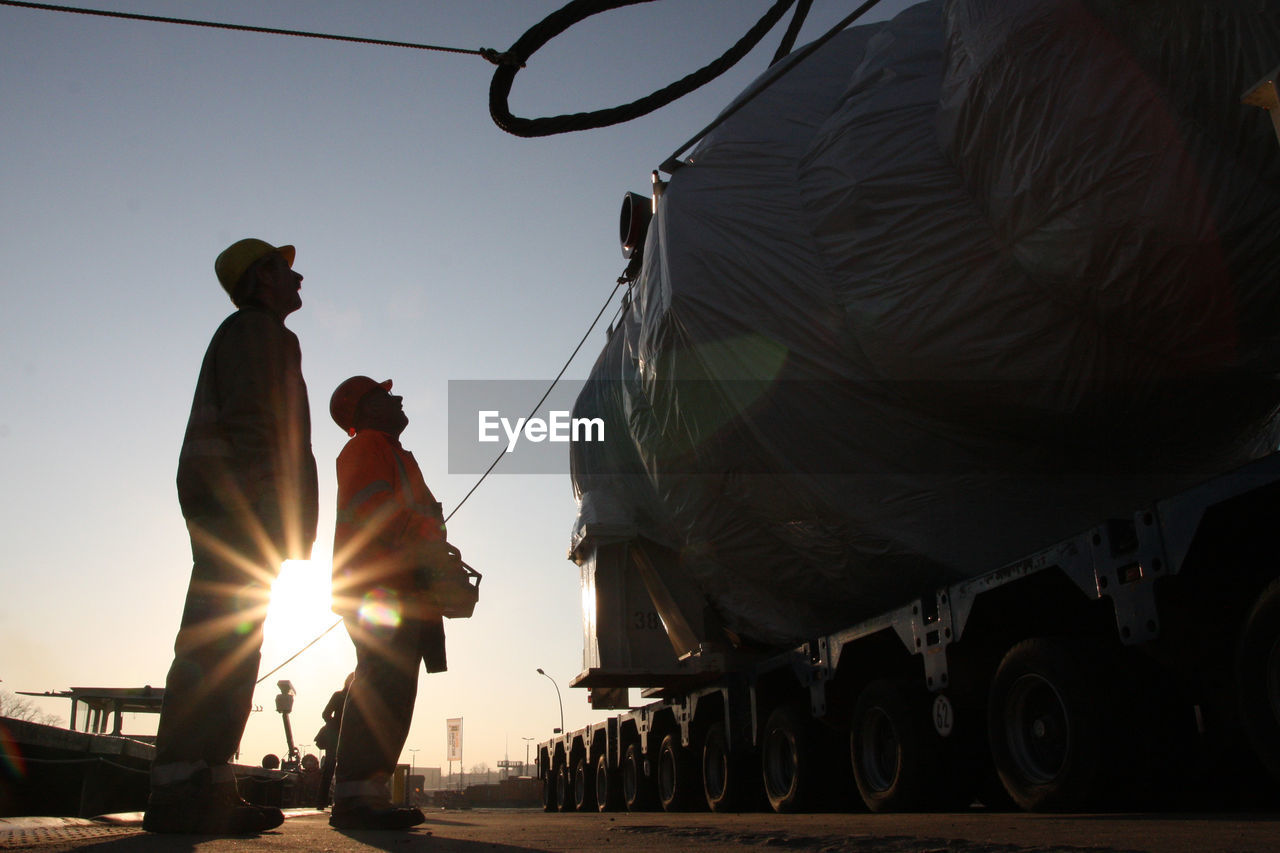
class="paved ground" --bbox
[2,808,1279,852]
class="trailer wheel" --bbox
[596,752,623,812]
[556,762,575,812]
[622,743,656,811]
[1238,577,1280,782]
[761,703,816,812]
[657,733,700,811]
[988,638,1105,811]
[702,721,749,811]
[850,679,943,812]
[542,765,557,812]
[573,756,597,812]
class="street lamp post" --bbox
[521,736,535,777]
[536,668,564,734]
[406,748,419,805]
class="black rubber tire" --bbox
[555,763,574,812]
[761,703,817,813]
[622,742,656,811]
[850,679,945,812]
[701,721,743,812]
[987,638,1107,811]
[657,733,700,811]
[573,756,597,812]
[595,752,623,812]
[1238,577,1280,782]
[542,765,557,812]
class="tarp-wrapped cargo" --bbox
[570,0,1280,650]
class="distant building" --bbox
[417,766,442,792]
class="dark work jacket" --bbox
[314,687,347,751]
[176,304,319,562]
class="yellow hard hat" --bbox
[215,238,296,298]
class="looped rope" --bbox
[489,0,798,138]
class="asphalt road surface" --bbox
[2,808,1279,852]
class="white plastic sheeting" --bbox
[571,0,1280,648]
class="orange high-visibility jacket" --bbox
[331,428,446,614]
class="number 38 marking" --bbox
[633,611,663,630]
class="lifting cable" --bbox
[769,0,813,66]
[256,618,343,685]
[659,0,883,172]
[488,0,887,170]
[256,278,627,685]
[443,276,626,526]
[489,0,803,137]
[0,0,518,65]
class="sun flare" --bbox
[265,559,336,642]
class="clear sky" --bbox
[0,0,915,777]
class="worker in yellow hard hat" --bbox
[146,238,319,835]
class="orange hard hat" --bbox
[330,376,392,436]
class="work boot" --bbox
[329,799,425,831]
[212,783,286,831]
[143,791,283,834]
[143,772,283,834]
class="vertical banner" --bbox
[446,717,463,763]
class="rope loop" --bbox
[489,0,798,137]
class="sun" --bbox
[265,558,338,643]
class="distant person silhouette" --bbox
[315,672,354,808]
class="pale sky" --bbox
[0,0,915,776]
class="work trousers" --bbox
[333,613,431,802]
[152,516,277,787]
[317,752,336,807]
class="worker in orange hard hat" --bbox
[146,238,318,836]
[329,375,392,437]
[326,375,453,830]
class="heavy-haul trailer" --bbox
[538,452,1280,813]
[529,0,1280,816]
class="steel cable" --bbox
[0,0,504,60]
